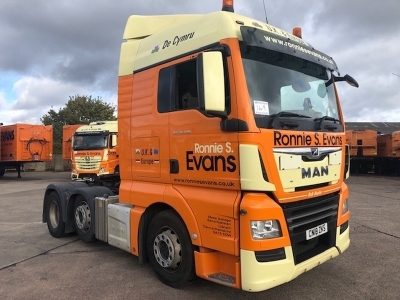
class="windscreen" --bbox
[73,133,108,150]
[240,43,340,131]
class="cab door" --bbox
[159,53,240,254]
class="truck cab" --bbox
[71,121,118,180]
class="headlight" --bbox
[99,167,106,173]
[342,199,349,215]
[250,220,281,240]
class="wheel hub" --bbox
[75,201,91,232]
[49,201,60,228]
[153,229,182,269]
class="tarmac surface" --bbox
[0,171,399,300]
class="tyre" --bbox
[45,191,65,238]
[147,210,196,288]
[0,168,5,178]
[74,195,96,243]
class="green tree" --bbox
[41,95,116,154]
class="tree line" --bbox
[41,95,116,154]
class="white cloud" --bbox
[1,76,115,125]
[0,0,399,125]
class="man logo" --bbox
[85,156,90,161]
[311,148,319,157]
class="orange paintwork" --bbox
[0,124,53,162]
[346,129,377,157]
[239,193,291,251]
[62,124,84,160]
[337,183,350,226]
[117,31,349,287]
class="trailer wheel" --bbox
[45,191,65,238]
[74,196,96,243]
[147,210,196,288]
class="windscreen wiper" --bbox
[270,111,312,120]
[314,116,340,131]
[268,111,311,129]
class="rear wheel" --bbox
[74,196,96,243]
[45,191,65,238]
[147,210,196,288]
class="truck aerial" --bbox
[42,0,359,292]
[1,123,53,178]
[68,121,118,181]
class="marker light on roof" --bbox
[293,27,302,39]
[222,0,234,12]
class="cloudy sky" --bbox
[0,0,399,125]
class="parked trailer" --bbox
[375,131,400,175]
[62,124,85,161]
[0,124,53,178]
[345,130,377,174]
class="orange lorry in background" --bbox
[69,121,118,181]
[42,0,359,292]
[62,124,84,161]
[0,124,53,178]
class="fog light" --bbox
[251,220,281,240]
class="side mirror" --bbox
[111,135,117,147]
[197,51,226,116]
[343,74,359,88]
[326,74,359,88]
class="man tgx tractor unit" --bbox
[42,0,358,292]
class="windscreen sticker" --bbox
[254,100,270,115]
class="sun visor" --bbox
[240,26,339,73]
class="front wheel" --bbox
[147,210,196,288]
[74,196,96,243]
[45,191,65,238]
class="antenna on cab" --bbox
[222,0,234,12]
[262,0,269,23]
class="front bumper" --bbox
[240,226,350,292]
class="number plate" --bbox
[306,223,328,240]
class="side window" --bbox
[158,67,174,113]
[176,59,198,109]
[157,59,198,112]
[157,54,230,113]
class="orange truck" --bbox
[0,123,53,178]
[69,121,119,180]
[42,0,359,292]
